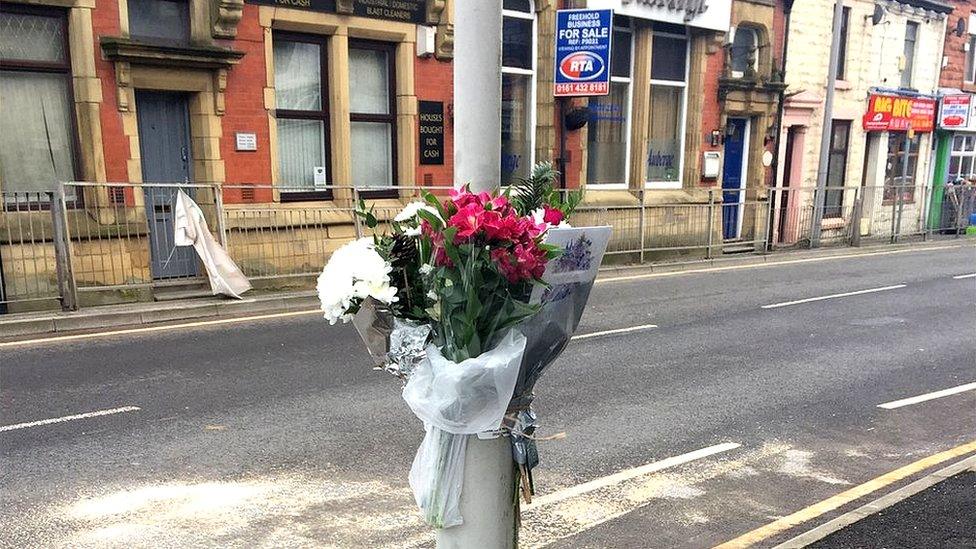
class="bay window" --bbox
[646,32,687,186]
[273,32,331,200]
[587,19,632,186]
[349,41,397,198]
[0,6,77,196]
[501,0,535,185]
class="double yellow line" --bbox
[714,439,976,548]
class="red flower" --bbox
[448,202,490,242]
[542,205,564,226]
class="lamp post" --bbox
[809,0,844,247]
[440,2,517,548]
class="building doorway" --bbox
[722,117,750,240]
[135,91,198,279]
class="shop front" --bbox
[859,91,937,237]
[584,0,730,190]
[930,91,976,229]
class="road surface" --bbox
[1,244,974,548]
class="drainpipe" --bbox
[810,0,845,247]
[768,0,793,246]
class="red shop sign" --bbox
[862,94,936,132]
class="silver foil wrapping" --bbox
[352,297,431,380]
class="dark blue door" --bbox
[136,91,198,279]
[722,118,748,240]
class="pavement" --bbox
[0,242,974,548]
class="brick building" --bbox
[1,0,773,311]
[931,0,976,229]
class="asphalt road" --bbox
[1,244,974,548]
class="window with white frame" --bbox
[501,0,535,185]
[964,35,976,83]
[647,32,688,186]
[586,17,632,186]
[948,134,976,182]
[729,26,758,78]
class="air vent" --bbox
[423,173,433,186]
[241,186,255,202]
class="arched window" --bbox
[729,26,758,78]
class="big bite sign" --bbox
[862,93,936,132]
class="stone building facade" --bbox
[1,0,779,311]
[774,0,950,245]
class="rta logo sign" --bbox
[559,52,605,81]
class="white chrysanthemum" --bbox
[317,238,397,324]
[394,201,442,223]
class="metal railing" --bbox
[0,181,972,313]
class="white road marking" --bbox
[525,442,741,510]
[0,309,321,348]
[953,273,976,279]
[877,382,976,410]
[0,406,141,432]
[761,284,907,309]
[597,244,966,284]
[572,323,658,341]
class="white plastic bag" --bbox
[403,329,527,528]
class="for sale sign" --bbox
[554,9,613,97]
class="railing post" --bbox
[638,188,646,264]
[851,186,862,248]
[763,189,773,254]
[706,189,715,259]
[51,184,78,311]
[889,186,900,244]
[352,186,364,239]
[213,184,229,247]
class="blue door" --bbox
[722,118,749,240]
[136,91,198,279]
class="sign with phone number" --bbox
[554,9,613,97]
[862,93,936,132]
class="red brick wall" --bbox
[700,42,724,186]
[220,4,273,203]
[414,55,455,187]
[91,0,127,183]
[941,2,975,89]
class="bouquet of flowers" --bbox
[317,163,608,529]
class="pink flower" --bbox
[483,212,520,242]
[542,205,564,226]
[448,202,490,242]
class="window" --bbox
[947,134,976,183]
[884,132,919,202]
[729,26,758,78]
[127,0,190,44]
[647,33,687,185]
[273,32,331,200]
[901,21,918,88]
[349,40,397,198]
[964,35,976,83]
[823,120,851,218]
[587,19,632,185]
[836,7,850,80]
[0,7,77,195]
[501,2,535,185]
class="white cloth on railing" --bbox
[173,190,251,299]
